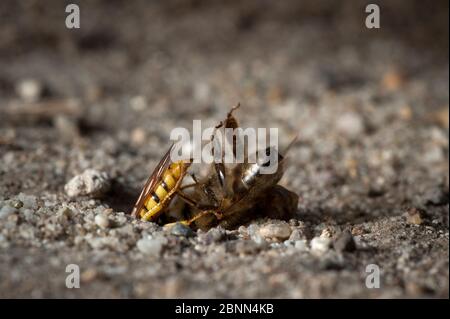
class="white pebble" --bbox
[94,214,110,229]
[251,234,266,245]
[310,237,332,254]
[130,95,147,111]
[136,237,166,256]
[16,78,42,103]
[336,112,364,138]
[294,239,309,251]
[65,169,111,198]
[259,222,292,241]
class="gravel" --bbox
[335,112,365,139]
[170,222,195,237]
[15,78,43,103]
[333,230,357,252]
[259,222,292,241]
[0,206,16,219]
[0,1,447,299]
[294,240,309,251]
[136,237,166,256]
[311,237,332,254]
[94,214,110,229]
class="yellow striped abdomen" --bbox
[140,161,184,221]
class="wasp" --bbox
[130,145,191,221]
[173,105,299,230]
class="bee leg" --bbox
[179,182,197,190]
[184,210,222,226]
[180,172,200,190]
[189,172,199,184]
[182,173,209,195]
[176,190,217,211]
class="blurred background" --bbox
[0,0,448,198]
[0,0,448,298]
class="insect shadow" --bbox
[103,180,141,214]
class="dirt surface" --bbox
[0,1,448,298]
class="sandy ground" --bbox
[0,1,448,298]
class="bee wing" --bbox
[131,144,174,218]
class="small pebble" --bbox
[199,227,226,244]
[310,237,331,254]
[131,127,146,146]
[0,206,17,219]
[170,222,194,237]
[94,214,110,229]
[251,234,266,245]
[294,240,309,251]
[336,112,365,138]
[136,237,166,256]
[289,229,304,241]
[16,78,43,102]
[64,169,111,198]
[259,222,292,241]
[130,95,148,111]
[407,213,423,225]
